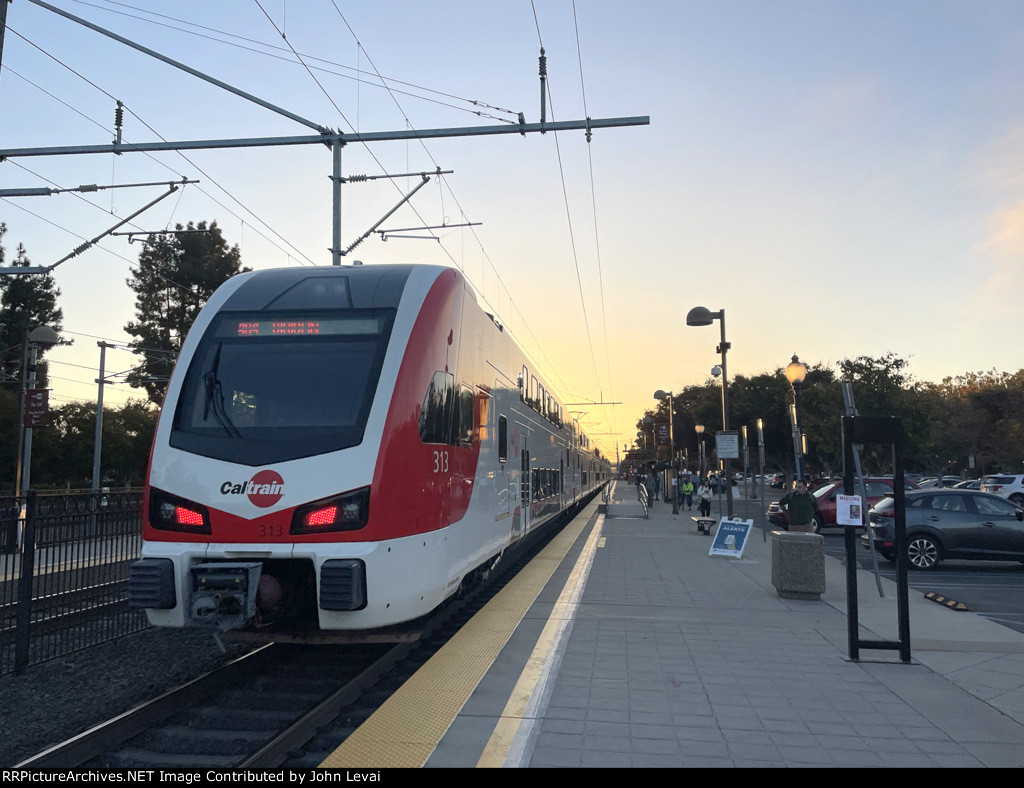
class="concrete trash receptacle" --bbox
[771,530,825,600]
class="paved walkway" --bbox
[429,480,1024,767]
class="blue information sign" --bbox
[708,518,754,558]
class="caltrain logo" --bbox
[220,470,285,508]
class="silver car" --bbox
[862,489,1024,570]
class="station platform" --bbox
[322,481,1024,768]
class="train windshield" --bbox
[170,310,395,465]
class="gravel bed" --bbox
[0,627,254,767]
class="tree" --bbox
[124,221,248,404]
[31,398,158,489]
[927,370,1024,475]
[0,223,67,386]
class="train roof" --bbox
[220,264,455,312]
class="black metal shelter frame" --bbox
[842,416,911,663]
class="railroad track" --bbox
[15,499,597,768]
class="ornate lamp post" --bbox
[687,306,733,517]
[695,424,705,481]
[785,354,808,483]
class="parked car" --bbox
[862,489,1024,570]
[980,474,1024,507]
[953,479,982,490]
[767,477,920,533]
[918,476,962,489]
[769,473,786,489]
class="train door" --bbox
[520,440,531,533]
[561,456,565,509]
[498,414,511,521]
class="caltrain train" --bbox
[128,263,611,636]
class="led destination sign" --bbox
[225,317,384,338]
[236,320,322,336]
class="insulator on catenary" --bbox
[113,100,124,150]
[539,48,547,77]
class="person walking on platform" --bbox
[697,479,712,517]
[681,477,694,510]
[653,472,662,502]
[644,474,657,507]
[779,478,819,533]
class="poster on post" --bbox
[836,494,863,526]
[708,518,754,558]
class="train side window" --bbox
[498,415,508,462]
[456,385,474,446]
[419,371,455,444]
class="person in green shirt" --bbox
[779,479,819,533]
[681,478,695,510]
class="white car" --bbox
[980,474,1024,506]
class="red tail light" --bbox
[148,488,211,534]
[304,505,339,527]
[292,487,370,534]
[175,506,206,526]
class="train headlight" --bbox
[292,487,370,534]
[148,488,212,534]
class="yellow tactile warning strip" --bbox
[320,498,601,768]
[476,509,604,767]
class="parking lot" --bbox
[740,485,1024,637]
[825,533,1024,635]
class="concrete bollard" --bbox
[771,530,826,600]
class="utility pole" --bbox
[92,342,110,492]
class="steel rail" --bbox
[14,644,278,767]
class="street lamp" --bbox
[687,306,733,516]
[654,389,678,514]
[785,354,808,483]
[695,424,705,481]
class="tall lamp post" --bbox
[687,306,733,516]
[654,390,678,514]
[785,354,808,484]
[695,424,705,481]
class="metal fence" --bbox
[0,490,147,675]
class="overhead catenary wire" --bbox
[9,3,620,452]
[4,27,319,267]
[254,0,462,271]
[63,0,520,122]
[572,0,617,443]
[14,3,593,417]
[529,1,611,450]
[324,1,596,420]
[0,195,200,297]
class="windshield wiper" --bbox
[203,344,242,438]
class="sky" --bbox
[1,0,1024,461]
